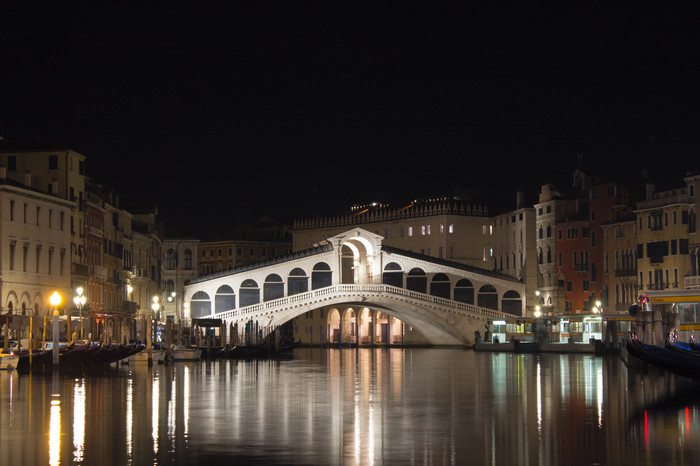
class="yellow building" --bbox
[602,217,638,313]
[0,146,87,288]
[635,184,691,293]
[198,216,292,275]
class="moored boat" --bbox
[626,335,700,381]
[0,353,19,370]
[170,344,201,361]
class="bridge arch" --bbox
[406,268,427,293]
[190,291,211,318]
[240,279,260,307]
[382,262,403,287]
[288,268,308,295]
[215,285,236,313]
[312,262,332,289]
[264,274,284,301]
[502,290,522,315]
[477,284,498,310]
[185,227,525,345]
[454,279,474,304]
[430,273,451,299]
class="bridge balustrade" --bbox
[212,284,507,324]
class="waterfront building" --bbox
[197,216,292,275]
[684,174,700,289]
[0,145,88,294]
[534,183,578,315]
[131,209,164,319]
[636,183,692,293]
[0,168,73,315]
[163,234,200,324]
[292,196,494,269]
[602,216,638,313]
[491,190,539,316]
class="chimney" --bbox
[24,171,32,188]
[516,190,524,209]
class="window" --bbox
[408,227,413,236]
[49,154,58,170]
[448,224,454,233]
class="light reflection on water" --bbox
[0,348,700,465]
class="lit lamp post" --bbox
[152,296,160,343]
[73,287,86,342]
[50,291,61,365]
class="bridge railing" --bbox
[211,284,509,322]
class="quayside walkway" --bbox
[184,228,526,346]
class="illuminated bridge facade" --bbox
[183,228,525,346]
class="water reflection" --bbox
[0,349,700,465]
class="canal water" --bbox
[1,347,699,465]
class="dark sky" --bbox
[1,3,699,236]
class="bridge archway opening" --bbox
[190,291,211,318]
[339,234,376,285]
[477,284,498,310]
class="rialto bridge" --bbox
[183,228,525,347]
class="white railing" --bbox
[212,284,508,322]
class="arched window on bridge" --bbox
[239,279,260,307]
[477,284,498,310]
[264,274,284,301]
[215,285,236,313]
[406,268,427,294]
[312,262,332,289]
[501,290,522,315]
[430,273,451,299]
[189,291,211,318]
[382,262,403,288]
[288,268,309,295]
[454,279,474,304]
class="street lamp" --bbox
[152,296,160,319]
[49,291,61,365]
[74,287,86,341]
[535,305,541,318]
[50,291,61,315]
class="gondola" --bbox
[626,335,700,381]
[279,338,301,352]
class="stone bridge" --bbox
[183,228,525,346]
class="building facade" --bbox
[0,171,74,315]
[197,216,292,275]
[491,191,538,316]
[163,235,200,323]
[293,198,494,269]
[636,184,692,293]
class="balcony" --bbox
[89,264,108,280]
[685,276,700,289]
[614,268,636,278]
[573,263,589,273]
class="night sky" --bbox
[1,3,698,236]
